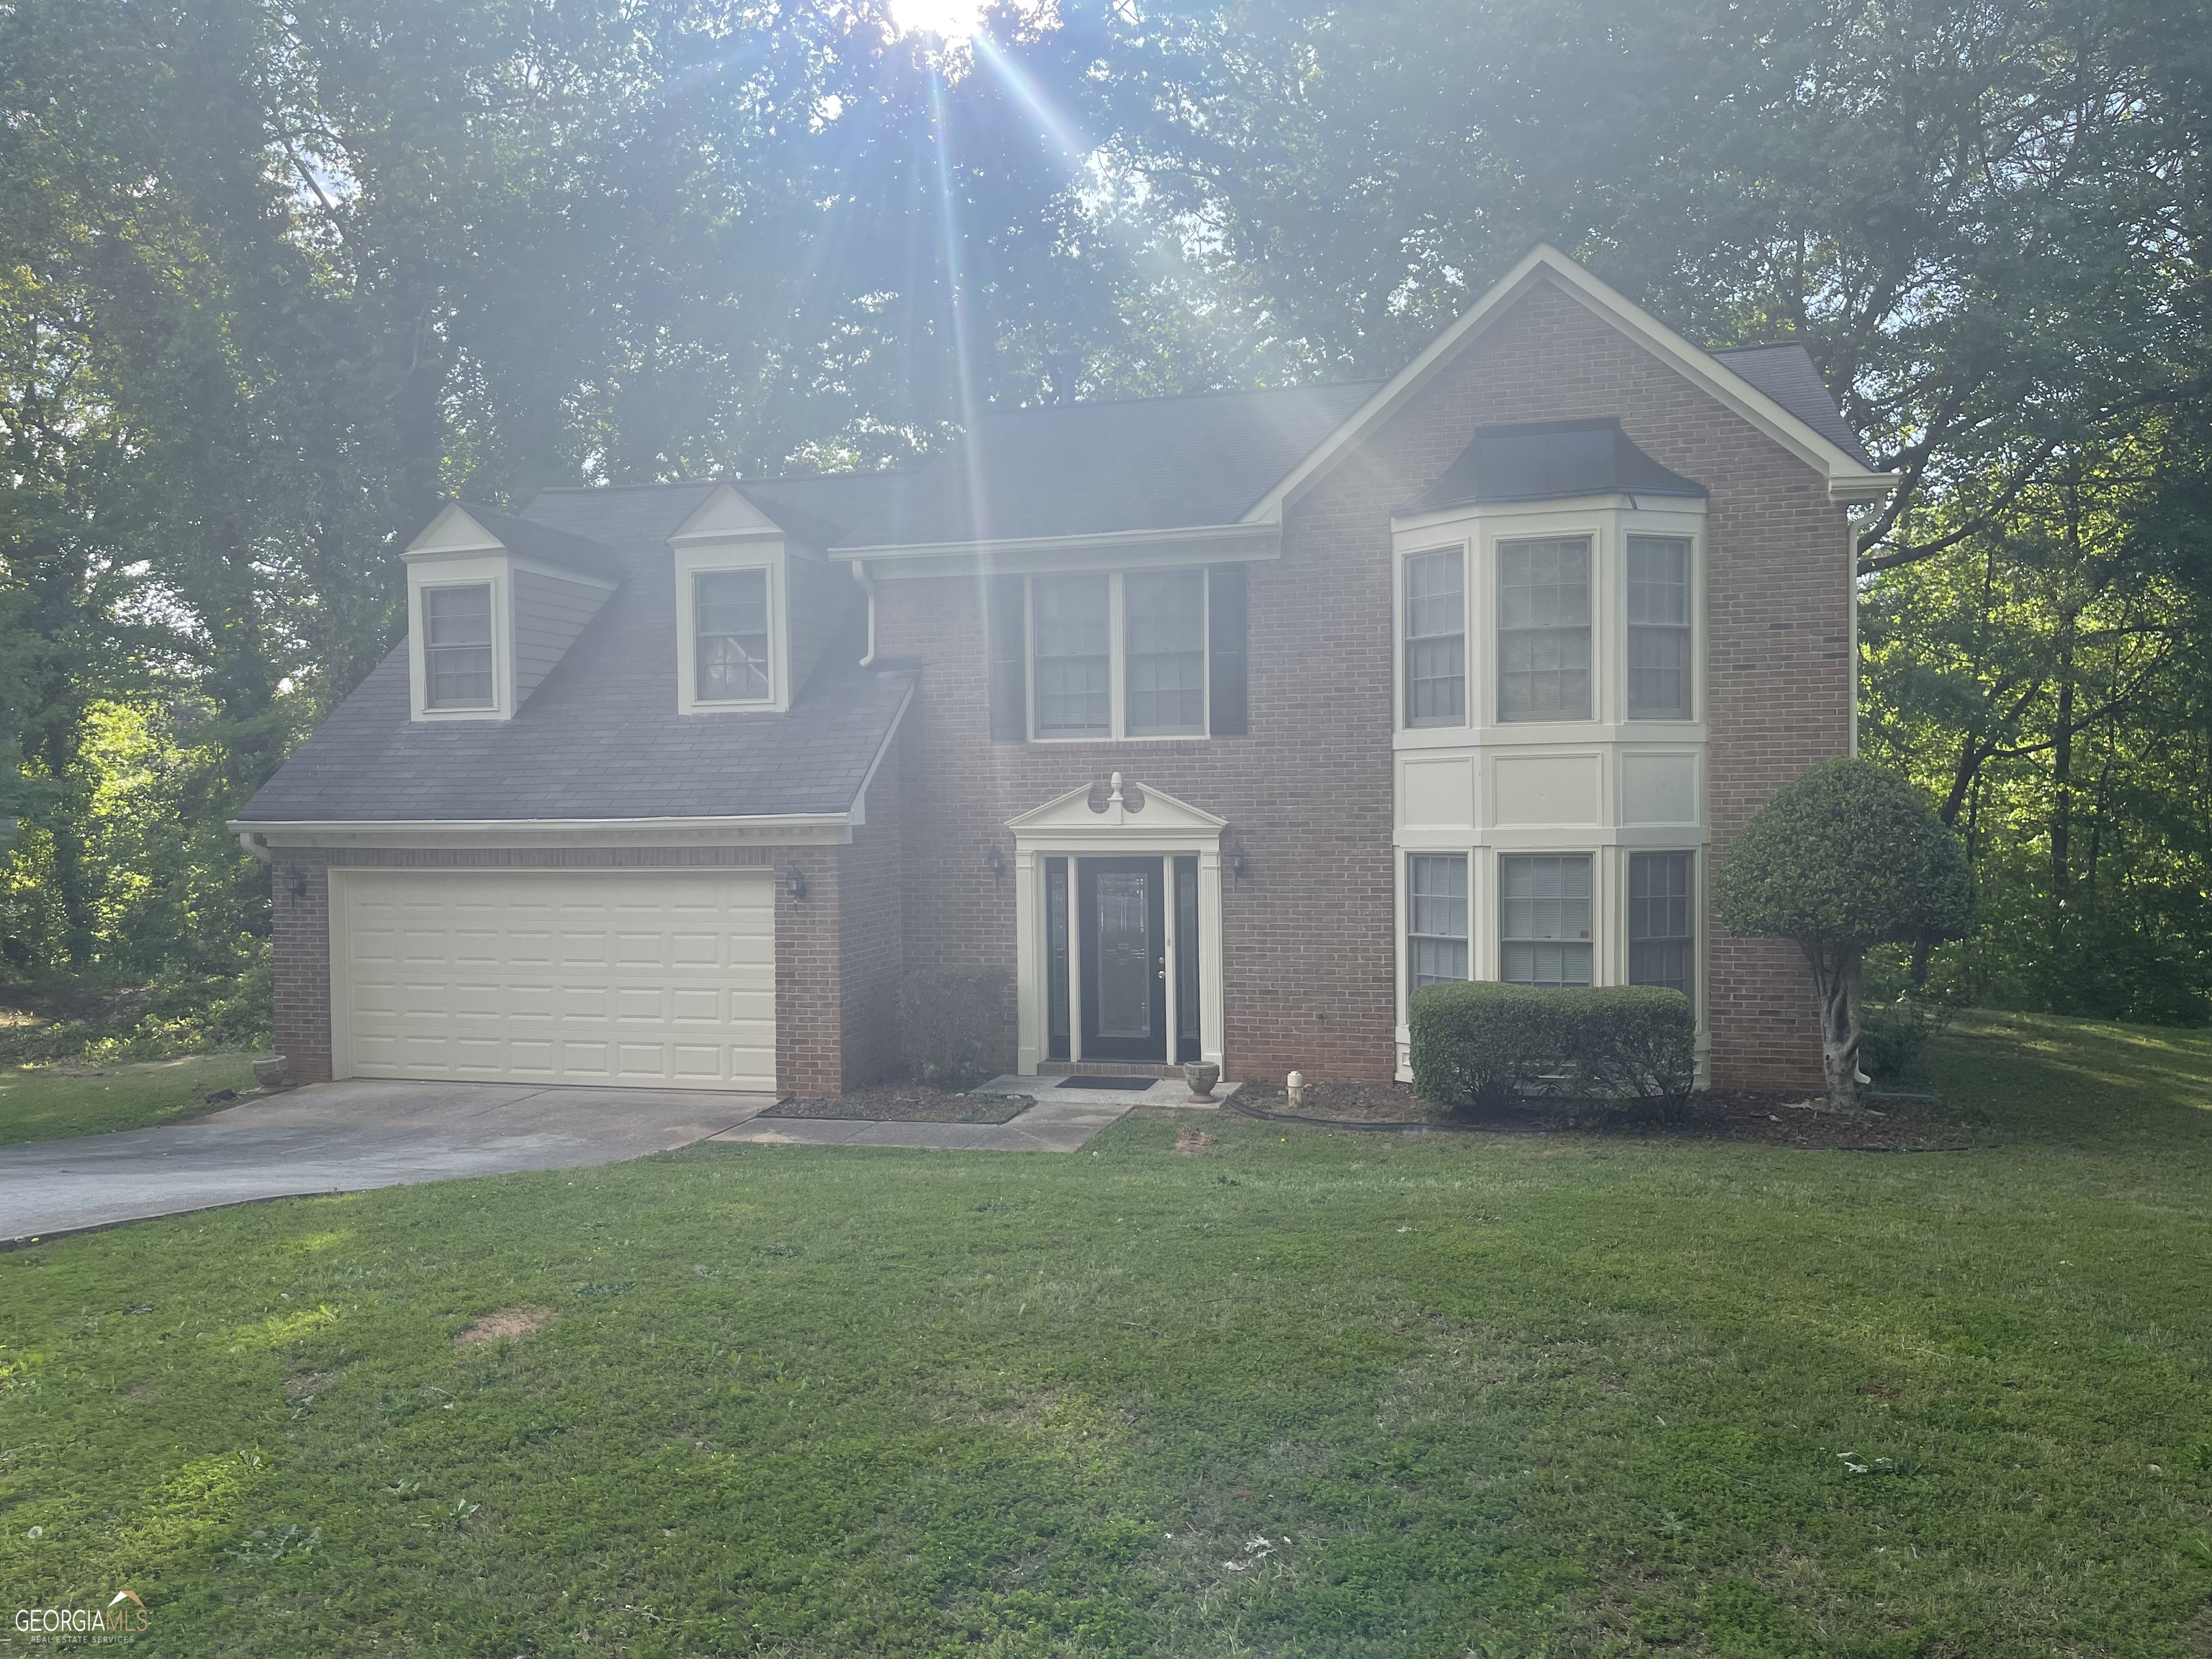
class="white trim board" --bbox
[1244,245,1895,521]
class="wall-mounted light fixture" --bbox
[986,844,1007,881]
[786,867,810,902]
[281,865,310,904]
[1225,842,1249,882]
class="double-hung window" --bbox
[1498,537,1592,721]
[1627,535,1692,719]
[694,569,771,703]
[1404,548,1466,727]
[423,584,495,710]
[1407,854,1470,986]
[1125,570,1207,736]
[1628,851,1695,995]
[1499,854,1593,987]
[1030,570,1207,739]
[1032,575,1113,737]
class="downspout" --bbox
[236,830,274,863]
[853,559,876,667]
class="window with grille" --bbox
[1408,854,1470,987]
[694,569,772,702]
[1404,548,1466,727]
[1125,570,1207,736]
[1499,854,1593,987]
[1498,537,1591,721]
[1628,850,1694,995]
[1032,574,1112,737]
[1627,535,1692,719]
[423,584,495,709]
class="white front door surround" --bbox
[1008,775,1226,1075]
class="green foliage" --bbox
[1409,980,1694,1118]
[3,1015,2209,1653]
[1717,758,1977,950]
[895,966,1011,1092]
[0,1053,258,1148]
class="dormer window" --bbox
[402,502,617,722]
[694,569,773,703]
[423,584,495,710]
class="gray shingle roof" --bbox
[739,382,1382,549]
[1711,344,1879,469]
[1401,418,1707,515]
[453,503,625,582]
[236,485,911,825]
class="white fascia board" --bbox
[831,519,1279,577]
[1244,244,1897,521]
[228,814,854,850]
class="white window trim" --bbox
[1400,543,1470,731]
[1024,569,1209,743]
[407,555,513,722]
[1392,497,1707,739]
[1006,779,1228,1075]
[1392,837,1712,1084]
[675,543,789,715]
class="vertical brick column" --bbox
[269,851,335,1083]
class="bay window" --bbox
[1498,537,1592,721]
[1628,850,1694,995]
[1404,547,1466,727]
[1499,853,1593,987]
[1408,853,1470,986]
[1627,535,1692,719]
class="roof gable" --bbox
[1245,245,1894,517]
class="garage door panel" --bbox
[338,869,776,1092]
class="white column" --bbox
[1197,847,1226,1072]
[1015,848,1040,1074]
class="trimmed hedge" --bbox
[1408,981,1696,1119]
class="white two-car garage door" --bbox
[331,868,775,1091]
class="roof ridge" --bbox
[974,379,1385,420]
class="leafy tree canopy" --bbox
[1717,758,1977,950]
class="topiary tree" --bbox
[1716,757,1975,1113]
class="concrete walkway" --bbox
[709,1074,1211,1153]
[0,1078,775,1244]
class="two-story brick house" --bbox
[235,246,1892,1097]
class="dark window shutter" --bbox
[1208,563,1249,736]
[987,574,1028,741]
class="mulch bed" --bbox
[1229,1079,1977,1150]
[762,1083,1033,1124]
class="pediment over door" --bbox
[1005,774,1227,842]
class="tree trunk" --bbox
[1800,941,1863,1113]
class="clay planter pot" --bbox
[253,1056,289,1090]
[1180,1061,1220,1101]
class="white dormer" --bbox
[669,483,857,716]
[403,504,619,721]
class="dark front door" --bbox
[1079,857,1166,1061]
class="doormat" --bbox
[1056,1076,1157,1089]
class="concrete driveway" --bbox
[0,1078,775,1245]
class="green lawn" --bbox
[2,1014,2209,1656]
[0,1053,258,1147]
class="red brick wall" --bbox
[873,275,1849,1089]
[837,734,907,1089]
